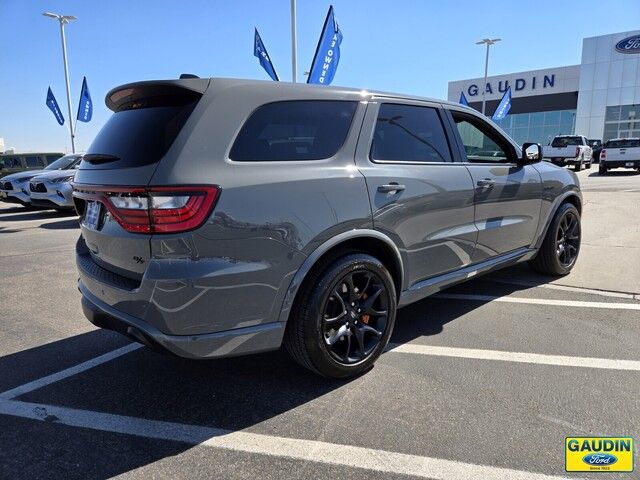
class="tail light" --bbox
[73,185,220,234]
[600,149,607,160]
[575,147,581,157]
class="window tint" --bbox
[370,104,452,162]
[605,139,640,148]
[25,156,44,168]
[452,113,511,163]
[551,136,583,147]
[230,101,358,161]
[46,155,63,164]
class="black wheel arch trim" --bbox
[533,189,582,250]
[277,229,404,324]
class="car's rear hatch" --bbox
[73,78,210,281]
[603,139,640,161]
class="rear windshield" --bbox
[551,137,583,147]
[230,101,358,161]
[605,139,640,148]
[82,101,198,169]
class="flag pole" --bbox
[290,0,297,83]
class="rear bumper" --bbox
[549,157,581,166]
[80,281,285,359]
[602,160,640,169]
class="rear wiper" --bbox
[83,153,120,164]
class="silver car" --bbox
[29,156,82,210]
[73,78,582,378]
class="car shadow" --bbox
[39,218,79,230]
[0,264,556,478]
[588,170,640,177]
[0,209,76,222]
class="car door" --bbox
[355,99,478,289]
[445,108,542,262]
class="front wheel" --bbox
[529,202,581,276]
[284,253,396,378]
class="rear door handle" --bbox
[476,178,495,189]
[378,183,406,193]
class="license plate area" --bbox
[83,200,102,230]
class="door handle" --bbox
[476,178,495,189]
[378,183,406,193]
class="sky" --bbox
[1,0,639,153]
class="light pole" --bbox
[476,38,501,116]
[43,12,77,153]
[290,0,297,83]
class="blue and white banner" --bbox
[76,76,93,122]
[307,6,342,85]
[459,92,469,106]
[254,28,279,81]
[492,86,512,121]
[46,87,65,125]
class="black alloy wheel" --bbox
[321,270,389,365]
[555,210,580,268]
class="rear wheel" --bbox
[574,160,582,172]
[599,163,607,175]
[529,202,581,276]
[586,159,592,169]
[284,253,396,378]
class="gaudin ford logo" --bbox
[615,35,640,54]
[566,437,633,472]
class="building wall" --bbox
[575,30,640,140]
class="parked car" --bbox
[73,78,582,378]
[0,152,64,177]
[0,153,82,207]
[599,138,640,174]
[29,155,83,210]
[543,135,592,171]
[587,139,603,163]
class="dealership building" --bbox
[447,30,640,145]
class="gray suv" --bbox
[73,78,582,378]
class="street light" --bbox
[476,38,501,116]
[43,12,77,153]
[290,0,297,83]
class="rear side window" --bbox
[230,101,358,161]
[371,104,452,163]
[25,156,44,168]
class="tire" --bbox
[599,164,607,175]
[529,202,581,276]
[574,160,582,172]
[284,253,396,378]
[586,159,592,169]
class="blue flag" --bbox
[46,87,65,126]
[307,6,342,85]
[254,28,279,81]
[77,76,93,122]
[492,86,512,121]
[459,92,469,106]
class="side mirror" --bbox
[521,142,542,164]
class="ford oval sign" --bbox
[582,453,618,466]
[615,35,640,54]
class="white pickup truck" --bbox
[543,135,593,171]
[599,138,640,174]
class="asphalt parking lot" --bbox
[1,167,639,480]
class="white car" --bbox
[29,165,80,210]
[0,153,82,207]
[543,135,593,171]
[599,138,640,174]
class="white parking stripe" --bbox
[433,293,640,310]
[486,277,638,300]
[388,344,640,371]
[0,343,142,401]
[0,400,583,480]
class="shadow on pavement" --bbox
[0,209,76,223]
[39,218,79,230]
[588,170,640,177]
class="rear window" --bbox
[551,136,583,147]
[230,101,358,161]
[83,98,199,169]
[605,139,640,148]
[25,156,44,168]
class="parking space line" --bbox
[433,293,640,310]
[388,344,640,371]
[486,277,639,300]
[0,399,582,480]
[0,343,142,401]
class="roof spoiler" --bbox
[105,78,210,112]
